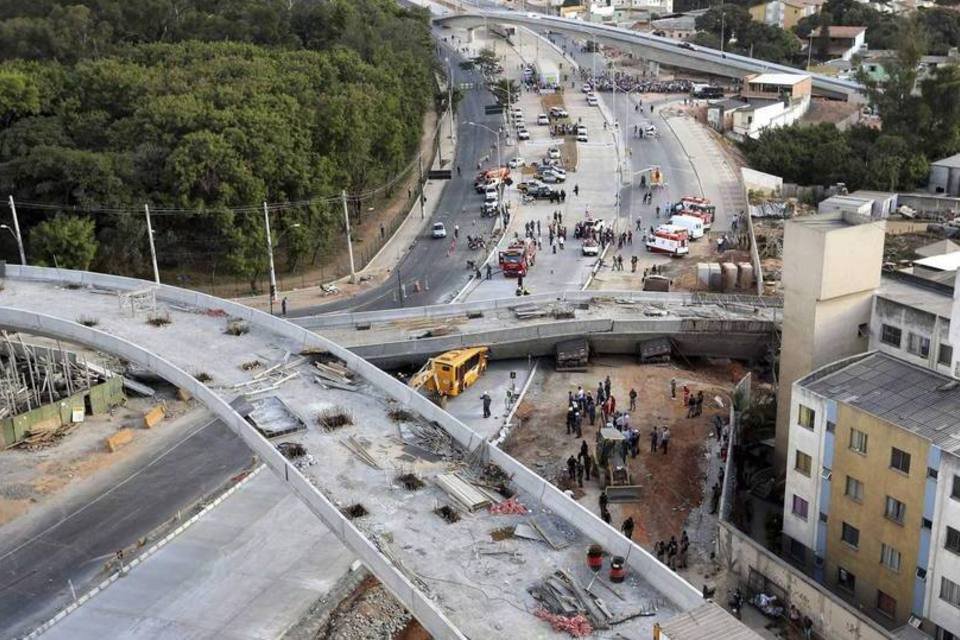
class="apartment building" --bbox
[783,351,960,638]
[749,0,824,30]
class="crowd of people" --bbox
[577,69,694,95]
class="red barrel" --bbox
[609,556,626,583]
[587,545,603,572]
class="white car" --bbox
[550,107,569,118]
[586,95,598,106]
[517,128,530,140]
[547,167,567,179]
[508,156,524,168]
[537,114,549,125]
[431,222,447,238]
[581,238,600,256]
[577,132,588,142]
[547,147,561,160]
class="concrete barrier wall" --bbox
[717,521,896,640]
[1,265,709,615]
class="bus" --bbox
[408,347,489,403]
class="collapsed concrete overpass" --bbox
[0,265,763,640]
[297,291,781,368]
[435,10,863,100]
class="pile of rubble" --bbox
[323,579,412,640]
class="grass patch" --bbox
[146,311,171,327]
[76,315,99,327]
[224,319,250,336]
[343,504,368,519]
[490,526,515,541]
[397,473,424,490]
[434,505,460,523]
[388,408,415,423]
[317,407,353,431]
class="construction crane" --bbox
[408,347,489,405]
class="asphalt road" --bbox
[0,416,253,640]
[290,34,503,316]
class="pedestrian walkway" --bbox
[41,472,354,640]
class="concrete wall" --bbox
[0,265,710,630]
[825,404,928,626]
[718,520,898,640]
[782,386,829,554]
[925,450,960,637]
[870,296,954,377]
[742,167,783,197]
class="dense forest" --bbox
[0,0,435,283]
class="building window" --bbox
[850,429,868,454]
[858,322,869,338]
[798,405,815,429]
[939,344,953,366]
[838,566,856,591]
[942,577,960,608]
[877,590,897,618]
[928,467,939,479]
[842,522,860,548]
[952,474,960,500]
[907,333,931,358]
[923,517,933,530]
[884,496,906,525]
[795,450,812,476]
[881,324,902,347]
[845,475,864,502]
[880,543,901,572]
[792,495,809,520]
[947,526,960,554]
[826,421,836,433]
[890,448,911,474]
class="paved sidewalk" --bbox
[41,472,354,640]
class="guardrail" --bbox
[0,265,708,626]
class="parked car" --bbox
[577,132,588,142]
[508,156,525,168]
[550,107,569,118]
[540,172,561,183]
[517,129,530,140]
[581,238,599,256]
[537,114,549,125]
[586,94,598,106]
[547,147,561,160]
[431,222,447,238]
[545,167,567,180]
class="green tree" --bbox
[0,70,39,127]
[29,214,98,269]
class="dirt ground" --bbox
[504,355,739,548]
[0,391,194,527]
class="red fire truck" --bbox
[674,196,715,229]
[498,238,537,277]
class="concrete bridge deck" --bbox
[301,291,781,367]
[436,10,863,100]
[0,265,747,640]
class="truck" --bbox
[674,196,715,229]
[669,214,704,240]
[498,238,537,277]
[645,224,689,256]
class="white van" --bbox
[669,214,704,240]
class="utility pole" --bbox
[263,201,277,315]
[341,190,356,284]
[143,204,160,285]
[417,156,426,220]
[720,3,726,54]
[7,196,25,265]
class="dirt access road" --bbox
[504,355,738,549]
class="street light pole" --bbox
[263,201,278,315]
[6,195,25,265]
[143,204,160,285]
[341,190,357,284]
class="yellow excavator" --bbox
[408,347,489,405]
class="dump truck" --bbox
[408,347,489,405]
[499,238,537,277]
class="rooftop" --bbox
[876,272,955,318]
[916,238,960,258]
[790,211,875,231]
[932,152,960,169]
[914,250,960,272]
[659,602,766,640]
[813,25,867,38]
[746,72,810,86]
[802,351,960,454]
